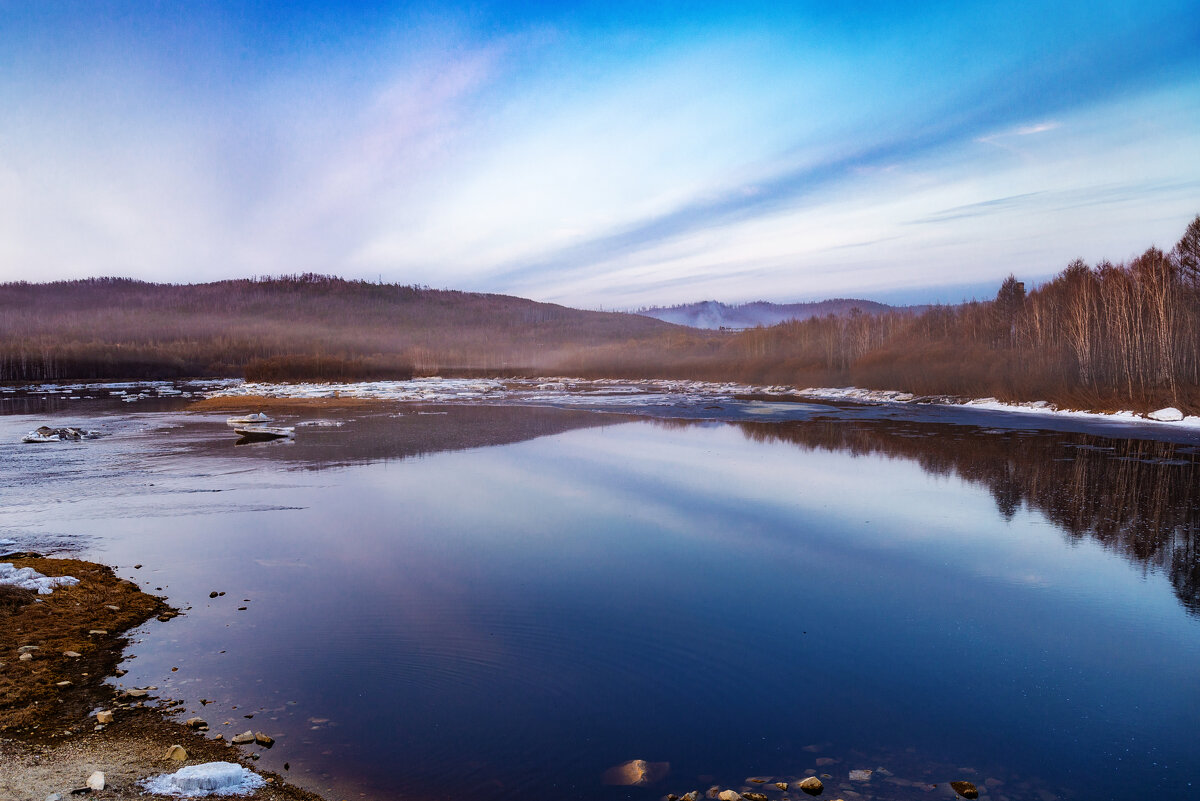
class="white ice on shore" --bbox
[0,562,79,594]
[141,762,266,797]
[797,387,1200,429]
[205,376,789,408]
[200,377,1200,430]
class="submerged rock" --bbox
[950,780,979,799]
[716,791,742,801]
[798,776,824,795]
[848,769,872,782]
[601,759,669,785]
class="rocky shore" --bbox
[0,555,327,801]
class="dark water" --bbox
[2,394,1199,801]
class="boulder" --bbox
[95,710,113,724]
[717,791,742,801]
[166,745,188,762]
[798,776,824,796]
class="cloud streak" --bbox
[0,2,1198,306]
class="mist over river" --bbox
[3,381,1199,800]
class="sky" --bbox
[0,1,1198,308]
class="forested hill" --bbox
[637,298,907,329]
[0,275,689,381]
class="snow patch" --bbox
[799,387,1200,429]
[141,762,266,797]
[0,562,80,595]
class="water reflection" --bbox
[7,400,1200,800]
[713,418,1200,615]
[196,404,623,468]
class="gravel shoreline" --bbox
[0,555,327,801]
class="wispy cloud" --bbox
[0,2,1198,306]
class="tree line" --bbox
[561,214,1200,412]
[2,215,1198,413]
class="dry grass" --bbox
[189,394,407,413]
[0,557,167,732]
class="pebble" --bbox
[18,645,40,653]
[743,793,768,801]
[950,781,979,799]
[104,605,120,611]
[254,731,275,747]
[210,591,220,598]
[56,680,72,687]
[88,630,107,636]
[63,651,81,658]
[798,777,824,796]
[96,710,113,724]
[186,717,208,729]
[19,653,33,662]
[231,730,256,744]
[86,771,105,790]
[775,783,788,791]
[125,688,148,697]
[717,791,742,801]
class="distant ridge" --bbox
[636,299,915,330]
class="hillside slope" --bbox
[0,275,689,381]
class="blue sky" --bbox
[1,1,1197,307]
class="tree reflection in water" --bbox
[675,418,1200,616]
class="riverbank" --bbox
[0,556,326,801]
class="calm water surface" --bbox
[2,392,1199,801]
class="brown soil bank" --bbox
[189,395,406,414]
[0,556,326,801]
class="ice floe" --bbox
[225,412,272,425]
[141,762,266,797]
[0,562,80,594]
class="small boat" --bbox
[227,412,272,425]
[233,425,294,442]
